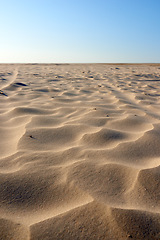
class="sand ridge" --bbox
[0,64,160,239]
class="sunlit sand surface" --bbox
[0,64,160,239]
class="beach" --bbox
[0,63,160,239]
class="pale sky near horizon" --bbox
[0,0,160,63]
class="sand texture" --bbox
[0,63,160,239]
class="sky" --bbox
[0,0,160,63]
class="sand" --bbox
[0,63,160,239]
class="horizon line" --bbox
[0,62,160,65]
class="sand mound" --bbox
[0,64,160,239]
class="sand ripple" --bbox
[0,64,160,239]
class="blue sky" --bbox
[0,0,160,63]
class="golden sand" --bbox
[0,64,160,239]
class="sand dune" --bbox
[0,64,160,239]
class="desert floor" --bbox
[0,64,160,239]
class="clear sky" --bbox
[0,0,160,63]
